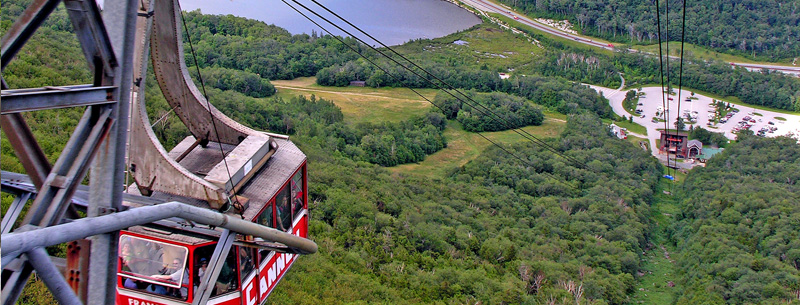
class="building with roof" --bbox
[659,131,688,158]
[695,147,724,163]
[687,139,703,158]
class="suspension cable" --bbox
[655,0,672,178]
[675,0,688,139]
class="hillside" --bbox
[672,135,800,304]
[497,0,800,61]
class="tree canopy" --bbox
[499,0,800,60]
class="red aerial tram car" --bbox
[116,138,308,305]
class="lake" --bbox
[177,0,482,46]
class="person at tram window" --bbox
[119,241,133,272]
[197,257,208,281]
[276,189,291,232]
[146,243,164,265]
[128,238,149,273]
[151,258,189,299]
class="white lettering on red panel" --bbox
[257,223,304,301]
[244,280,257,305]
[127,298,164,305]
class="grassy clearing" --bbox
[631,179,680,305]
[625,134,649,152]
[775,117,787,121]
[272,77,437,124]
[391,22,545,74]
[631,245,679,305]
[270,77,565,178]
[389,118,565,178]
[631,41,794,66]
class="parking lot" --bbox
[591,85,800,156]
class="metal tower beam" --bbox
[86,0,138,302]
[193,230,236,305]
[0,0,129,302]
[3,202,318,257]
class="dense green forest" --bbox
[435,90,544,132]
[315,58,501,91]
[498,0,800,60]
[182,10,364,80]
[268,113,664,304]
[672,135,800,304]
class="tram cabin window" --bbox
[239,246,257,278]
[212,248,240,297]
[276,185,291,231]
[118,235,189,300]
[256,200,274,229]
[291,169,304,219]
[256,205,275,262]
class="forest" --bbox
[435,90,544,132]
[268,113,665,304]
[672,134,800,304]
[497,0,800,61]
[181,10,364,80]
[316,59,613,118]
[315,58,502,91]
[4,1,800,304]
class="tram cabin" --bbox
[116,137,307,305]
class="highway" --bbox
[459,0,800,77]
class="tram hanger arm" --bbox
[2,201,318,261]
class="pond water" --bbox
[178,0,482,46]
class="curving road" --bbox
[459,0,800,77]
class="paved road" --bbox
[459,0,800,77]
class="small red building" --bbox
[659,131,689,158]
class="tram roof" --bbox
[124,136,306,245]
